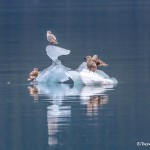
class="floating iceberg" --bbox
[36,45,118,85]
[66,69,117,85]
[36,45,71,84]
[66,62,118,85]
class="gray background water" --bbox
[0,0,150,150]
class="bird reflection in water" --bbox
[28,86,39,101]
[27,84,113,145]
[87,95,108,116]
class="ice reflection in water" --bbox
[28,84,71,145]
[47,104,71,145]
[28,84,114,145]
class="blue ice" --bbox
[36,45,118,85]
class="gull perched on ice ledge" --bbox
[47,31,58,45]
[91,55,108,67]
[84,56,97,72]
[27,68,39,83]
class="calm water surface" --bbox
[0,1,150,150]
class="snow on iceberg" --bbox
[65,62,118,85]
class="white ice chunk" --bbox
[80,69,117,85]
[66,68,118,85]
[46,45,70,61]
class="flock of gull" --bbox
[28,31,109,83]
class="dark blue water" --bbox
[0,1,150,150]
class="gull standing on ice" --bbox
[27,68,39,83]
[84,56,97,72]
[91,55,108,67]
[47,31,58,45]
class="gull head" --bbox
[84,56,92,60]
[47,31,52,34]
[33,68,38,71]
